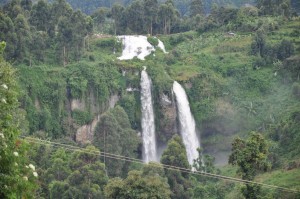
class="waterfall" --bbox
[140,69,157,163]
[173,81,200,167]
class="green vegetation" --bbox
[229,132,270,198]
[93,106,141,177]
[0,42,37,198]
[105,163,171,199]
[161,135,191,199]
[0,0,300,198]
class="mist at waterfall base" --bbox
[140,69,158,163]
[173,81,200,167]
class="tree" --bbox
[29,30,47,63]
[29,0,51,32]
[104,168,171,199]
[229,132,270,199]
[143,0,158,35]
[44,145,108,199]
[13,13,32,63]
[161,135,191,199]
[125,0,145,34]
[51,0,72,24]
[257,0,291,17]
[20,0,32,12]
[69,10,89,60]
[67,146,108,199]
[57,16,72,66]
[191,148,225,199]
[93,106,140,177]
[0,13,17,60]
[250,30,266,57]
[2,0,24,20]
[190,0,204,17]
[158,0,178,34]
[277,39,294,61]
[111,3,125,35]
[0,42,37,198]
[193,148,217,174]
[92,7,109,32]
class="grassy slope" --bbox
[219,165,300,197]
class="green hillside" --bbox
[0,0,300,198]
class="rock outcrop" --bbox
[75,94,120,144]
[158,93,177,141]
[76,115,99,144]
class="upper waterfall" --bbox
[140,69,158,162]
[117,35,167,60]
[173,81,200,167]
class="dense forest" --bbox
[1,0,300,198]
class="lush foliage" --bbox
[0,42,37,198]
[93,106,141,177]
[105,163,171,199]
[229,132,270,198]
[1,0,300,198]
[161,135,191,199]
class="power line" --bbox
[21,136,300,194]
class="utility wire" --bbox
[21,136,300,194]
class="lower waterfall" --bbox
[140,69,157,163]
[173,81,200,167]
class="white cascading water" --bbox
[173,81,200,167]
[117,35,167,60]
[140,69,157,163]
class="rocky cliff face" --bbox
[76,115,99,144]
[75,94,120,144]
[158,93,177,142]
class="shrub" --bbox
[72,109,93,125]
[147,37,159,46]
[169,34,186,45]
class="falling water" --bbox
[173,81,200,167]
[140,69,157,163]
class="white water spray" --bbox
[173,81,200,167]
[117,35,167,60]
[140,69,157,162]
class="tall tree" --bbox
[51,0,73,24]
[93,106,140,177]
[69,10,89,60]
[250,30,266,57]
[158,0,177,34]
[125,0,145,34]
[13,13,32,63]
[257,0,291,17]
[0,13,17,60]
[67,145,108,198]
[56,16,72,66]
[29,0,51,32]
[143,0,158,35]
[161,135,191,199]
[190,0,204,17]
[111,3,125,35]
[229,132,270,199]
[20,0,32,12]
[104,167,171,199]
[91,7,109,32]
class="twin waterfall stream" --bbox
[173,81,200,166]
[140,69,158,162]
[140,70,200,166]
